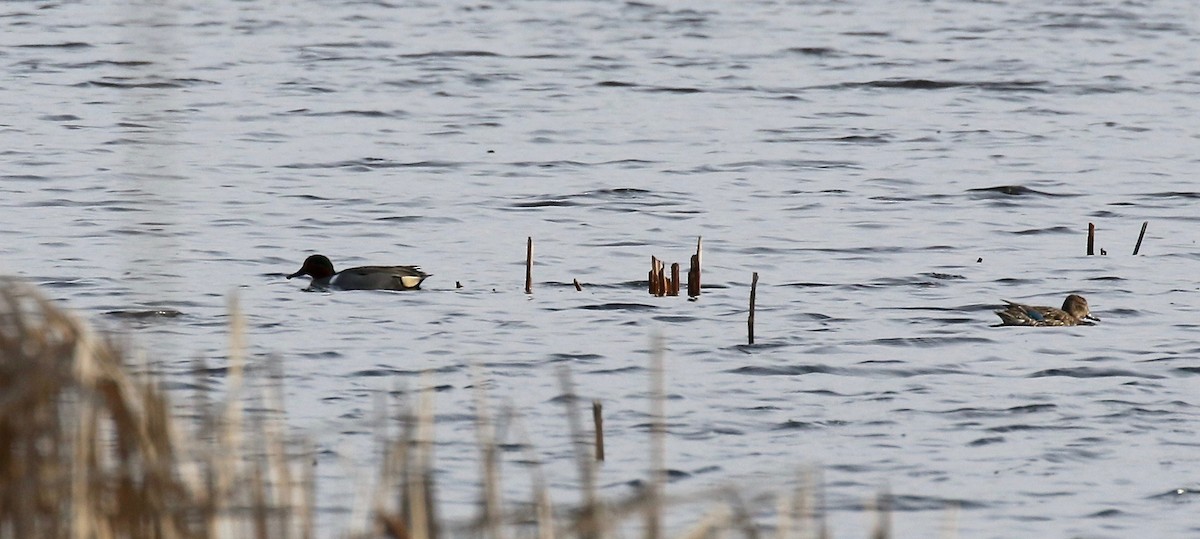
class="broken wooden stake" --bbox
[525,237,533,294]
[1087,223,1095,256]
[748,272,759,345]
[1133,221,1148,255]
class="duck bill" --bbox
[1084,314,1101,323]
[287,269,306,279]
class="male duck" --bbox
[995,294,1098,327]
[288,254,429,291]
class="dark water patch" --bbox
[398,50,503,59]
[987,423,1078,433]
[374,215,430,223]
[596,80,639,88]
[1174,367,1200,376]
[350,367,423,377]
[59,60,154,69]
[510,199,578,208]
[652,315,698,323]
[766,133,893,145]
[303,40,394,49]
[923,272,966,280]
[889,494,988,511]
[623,469,692,488]
[847,363,971,377]
[866,275,953,289]
[78,77,218,89]
[1007,226,1074,235]
[41,278,105,289]
[732,342,792,353]
[281,194,331,201]
[966,185,1071,198]
[16,42,92,49]
[1030,367,1162,379]
[968,436,1005,446]
[773,420,824,431]
[728,364,837,376]
[1086,508,1124,518]
[576,302,658,312]
[190,365,229,377]
[1142,191,1200,199]
[640,86,704,94]
[939,404,1056,418]
[506,160,595,169]
[783,46,842,57]
[280,158,461,170]
[40,114,81,122]
[991,277,1040,286]
[297,350,344,360]
[590,365,642,375]
[545,353,603,364]
[838,79,1047,92]
[280,81,335,93]
[104,309,185,320]
[576,187,655,198]
[695,159,860,172]
[285,109,406,118]
[780,281,837,288]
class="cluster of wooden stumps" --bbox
[1087,221,1149,256]
[648,237,702,298]
[525,235,758,345]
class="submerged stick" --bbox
[1133,221,1148,255]
[525,237,533,294]
[748,272,759,345]
[574,278,583,292]
[592,400,604,462]
[1087,223,1095,256]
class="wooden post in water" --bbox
[592,400,604,462]
[649,256,663,296]
[659,259,667,297]
[1087,223,1095,256]
[649,256,657,295]
[687,237,702,297]
[1133,221,1148,255]
[574,278,583,291]
[525,237,534,294]
[748,272,759,345]
[669,263,680,296]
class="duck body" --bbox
[995,294,1098,327]
[288,254,429,291]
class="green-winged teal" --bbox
[996,294,1098,326]
[288,254,429,291]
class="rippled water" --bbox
[4,1,1200,537]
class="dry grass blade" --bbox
[0,277,314,539]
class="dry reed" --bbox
[1,277,899,539]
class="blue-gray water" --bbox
[3,1,1200,537]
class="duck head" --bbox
[288,254,336,280]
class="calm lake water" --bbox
[3,0,1200,537]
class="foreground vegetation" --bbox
[0,277,891,538]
